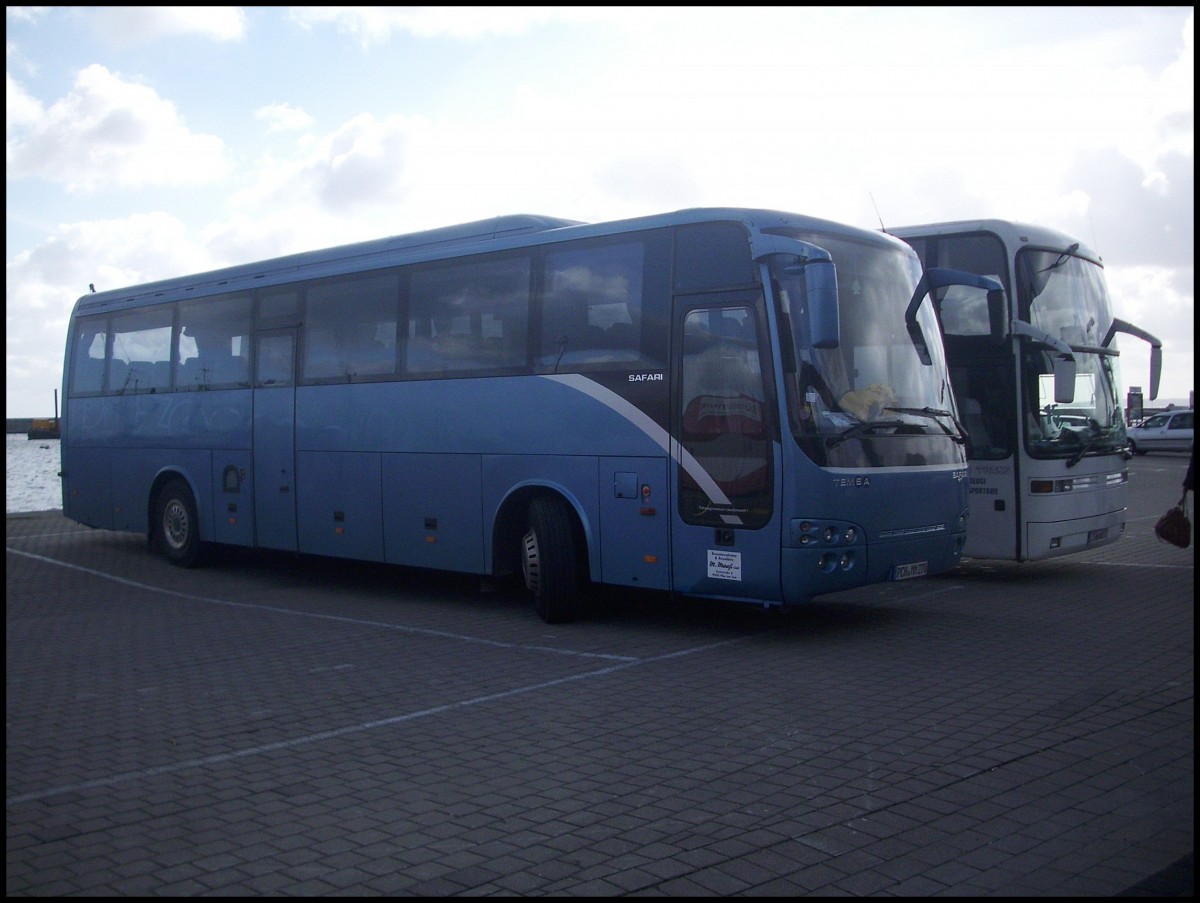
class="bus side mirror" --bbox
[987,289,1008,342]
[805,260,840,349]
[1009,319,1077,403]
[1101,317,1163,400]
[906,268,1004,365]
[1053,355,1076,404]
[783,258,840,349]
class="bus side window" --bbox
[682,312,765,441]
[347,322,396,376]
[109,306,172,394]
[303,321,343,380]
[177,293,252,390]
[302,271,399,382]
[679,307,771,524]
[405,300,437,373]
[70,320,107,395]
[256,333,294,387]
[106,360,128,394]
[406,256,529,376]
[112,359,170,395]
[206,350,250,387]
[406,300,477,373]
[538,241,648,371]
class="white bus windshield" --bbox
[1018,248,1126,458]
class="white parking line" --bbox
[6,547,640,661]
[6,547,745,807]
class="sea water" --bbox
[6,433,63,513]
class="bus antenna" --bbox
[869,191,887,232]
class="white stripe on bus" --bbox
[540,373,743,526]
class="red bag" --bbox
[1154,494,1191,548]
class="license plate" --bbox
[893,561,928,580]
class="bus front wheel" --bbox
[522,496,581,624]
[154,478,204,568]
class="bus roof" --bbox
[886,219,1102,266]
[72,207,912,316]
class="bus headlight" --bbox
[1031,479,1073,493]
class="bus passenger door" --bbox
[253,328,297,551]
[951,359,1020,560]
[671,300,782,602]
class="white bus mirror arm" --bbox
[1010,319,1074,358]
[1101,317,1161,351]
[1102,318,1163,400]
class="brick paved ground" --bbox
[6,454,1193,896]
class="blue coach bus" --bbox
[60,208,992,622]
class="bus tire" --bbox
[522,496,580,624]
[154,478,204,568]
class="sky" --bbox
[6,6,1194,418]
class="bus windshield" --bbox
[1018,248,1126,459]
[772,233,961,467]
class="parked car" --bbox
[1125,409,1193,454]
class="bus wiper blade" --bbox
[826,419,904,449]
[1065,418,1103,468]
[1039,242,1080,273]
[884,406,967,445]
[1065,437,1098,468]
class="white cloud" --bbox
[1106,264,1194,402]
[90,6,247,45]
[5,72,43,128]
[255,102,314,134]
[227,112,422,234]
[286,6,609,46]
[6,64,231,191]
[9,212,212,303]
[5,7,51,26]
[315,113,412,210]
[1061,147,1194,269]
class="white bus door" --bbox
[950,361,1021,560]
[253,328,298,551]
[963,460,1020,559]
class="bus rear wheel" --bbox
[153,478,204,568]
[522,496,581,624]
